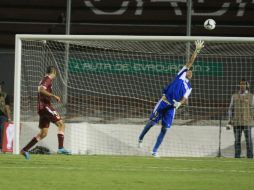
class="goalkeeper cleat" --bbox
[151,152,160,158]
[20,150,30,160]
[57,148,71,155]
[138,140,143,148]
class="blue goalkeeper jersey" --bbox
[163,66,192,104]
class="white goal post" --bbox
[14,35,254,156]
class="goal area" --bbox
[14,35,254,157]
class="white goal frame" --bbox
[14,34,254,155]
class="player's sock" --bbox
[139,121,154,141]
[57,133,64,149]
[57,132,71,155]
[22,137,38,152]
[152,127,167,153]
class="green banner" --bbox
[69,58,223,76]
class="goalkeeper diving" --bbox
[138,40,204,157]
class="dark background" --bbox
[1,0,254,96]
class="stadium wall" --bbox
[20,122,252,158]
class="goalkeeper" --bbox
[138,40,204,157]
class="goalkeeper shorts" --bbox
[149,98,176,128]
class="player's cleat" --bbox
[151,152,160,158]
[20,150,30,160]
[138,140,143,148]
[57,148,71,155]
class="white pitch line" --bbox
[0,166,254,174]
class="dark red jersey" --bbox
[37,75,53,111]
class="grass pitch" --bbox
[0,154,254,190]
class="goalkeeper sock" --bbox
[22,137,38,152]
[57,134,64,149]
[152,127,167,153]
[139,121,155,141]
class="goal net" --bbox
[14,35,254,157]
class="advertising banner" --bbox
[2,122,14,153]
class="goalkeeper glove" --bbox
[173,99,182,110]
[195,40,204,54]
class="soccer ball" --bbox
[204,19,216,30]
